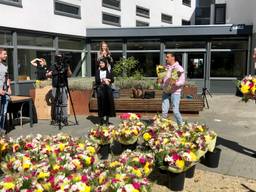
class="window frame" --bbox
[136,20,149,27]
[136,5,150,18]
[0,0,22,7]
[54,0,81,19]
[161,13,173,24]
[102,0,121,11]
[214,4,226,24]
[102,12,121,27]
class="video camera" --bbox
[54,53,72,74]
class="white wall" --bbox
[82,0,196,28]
[0,0,86,36]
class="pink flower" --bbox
[81,175,88,183]
[172,153,180,161]
[139,157,146,164]
[132,182,141,189]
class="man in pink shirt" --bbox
[162,52,185,126]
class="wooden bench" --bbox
[89,89,204,114]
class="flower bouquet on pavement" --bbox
[237,75,256,101]
[88,124,115,145]
[115,120,145,145]
[119,113,141,121]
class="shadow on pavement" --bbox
[86,115,101,125]
[241,184,256,192]
[217,136,256,157]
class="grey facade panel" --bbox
[86,25,252,38]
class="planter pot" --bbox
[111,141,123,155]
[69,89,92,115]
[29,86,53,120]
[121,142,137,151]
[186,165,196,178]
[168,172,186,191]
[204,148,221,168]
[98,144,110,160]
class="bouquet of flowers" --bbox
[88,125,115,145]
[115,120,145,145]
[237,75,256,101]
[119,113,141,121]
[163,68,181,93]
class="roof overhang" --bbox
[86,24,252,38]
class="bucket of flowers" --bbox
[88,125,115,160]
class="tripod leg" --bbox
[65,85,78,125]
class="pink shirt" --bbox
[163,62,185,94]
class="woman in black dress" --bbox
[31,58,48,80]
[95,59,116,125]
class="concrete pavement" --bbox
[5,95,256,180]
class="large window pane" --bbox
[165,41,206,49]
[127,39,160,50]
[91,40,122,51]
[215,4,226,24]
[18,50,53,80]
[3,49,13,80]
[187,53,204,79]
[127,52,160,77]
[102,12,121,27]
[18,33,54,47]
[91,52,122,76]
[54,0,81,18]
[0,30,12,46]
[212,40,247,50]
[210,51,247,78]
[59,37,84,50]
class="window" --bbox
[17,33,54,47]
[187,53,205,79]
[127,39,160,50]
[102,12,121,26]
[91,40,122,50]
[195,7,210,25]
[211,51,247,78]
[136,6,150,18]
[102,0,120,10]
[0,30,12,46]
[183,0,191,7]
[161,14,173,24]
[215,4,226,24]
[59,37,84,50]
[182,19,191,25]
[136,20,149,27]
[0,0,22,7]
[54,0,81,19]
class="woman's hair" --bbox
[99,58,108,70]
[99,41,110,55]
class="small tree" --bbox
[113,57,139,77]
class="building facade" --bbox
[0,0,255,94]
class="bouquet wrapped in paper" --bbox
[88,125,115,145]
[163,68,181,93]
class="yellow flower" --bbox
[35,189,43,192]
[132,168,142,177]
[132,190,140,192]
[73,159,82,170]
[80,184,91,192]
[3,182,15,190]
[79,143,85,149]
[144,163,151,176]
[241,85,250,94]
[38,172,50,179]
[1,143,7,151]
[197,125,204,132]
[143,133,152,141]
[133,129,139,135]
[99,174,106,184]
[42,183,51,191]
[53,164,60,171]
[163,138,169,145]
[59,143,65,151]
[132,157,139,162]
[110,161,120,168]
[85,156,91,166]
[73,175,81,182]
[46,145,52,152]
[115,174,122,180]
[175,159,185,170]
[86,146,96,155]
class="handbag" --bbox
[143,91,155,99]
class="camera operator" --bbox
[47,54,72,126]
[0,48,11,135]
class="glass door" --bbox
[187,52,205,79]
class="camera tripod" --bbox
[53,77,78,130]
[201,87,212,109]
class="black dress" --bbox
[36,64,48,80]
[95,69,116,118]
